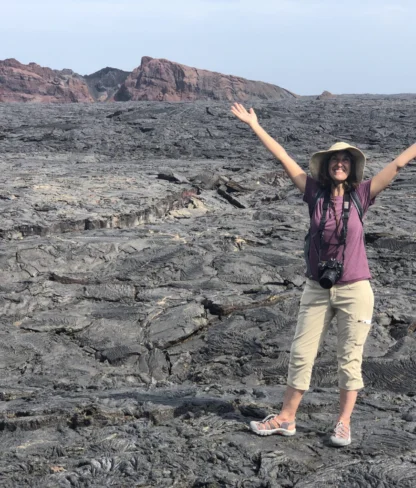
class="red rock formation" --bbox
[114,56,296,102]
[0,57,297,103]
[0,59,94,103]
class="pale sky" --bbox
[1,0,415,95]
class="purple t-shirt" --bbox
[303,176,375,284]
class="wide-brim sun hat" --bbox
[309,142,366,182]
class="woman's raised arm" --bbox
[231,103,307,193]
[370,143,416,199]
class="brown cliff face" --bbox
[114,56,296,102]
[0,59,94,103]
[0,57,296,103]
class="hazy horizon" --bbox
[1,0,415,96]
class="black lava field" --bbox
[0,96,415,487]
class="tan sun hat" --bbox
[309,142,366,182]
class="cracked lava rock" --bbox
[0,96,415,487]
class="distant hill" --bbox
[113,56,297,102]
[84,67,130,102]
[0,58,93,103]
[0,57,297,103]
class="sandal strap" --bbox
[260,415,295,430]
[334,421,350,438]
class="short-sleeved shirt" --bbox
[303,176,375,284]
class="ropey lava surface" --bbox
[0,96,415,487]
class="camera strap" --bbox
[340,192,351,244]
[317,190,351,263]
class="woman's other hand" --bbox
[231,103,258,127]
[229,102,306,193]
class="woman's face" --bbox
[328,151,352,184]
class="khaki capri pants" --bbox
[287,279,374,391]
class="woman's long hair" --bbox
[317,150,359,190]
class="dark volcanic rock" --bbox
[114,55,297,102]
[0,96,415,487]
[84,67,130,102]
[0,58,94,103]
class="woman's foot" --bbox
[329,421,351,447]
[250,415,296,436]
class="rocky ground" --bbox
[0,96,415,487]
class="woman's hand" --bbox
[230,102,307,193]
[230,103,258,127]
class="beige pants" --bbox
[287,279,374,391]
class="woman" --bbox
[231,102,416,447]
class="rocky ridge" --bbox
[114,56,296,102]
[0,57,296,103]
[0,58,94,103]
[84,67,130,102]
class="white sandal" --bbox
[250,414,296,436]
[329,421,351,447]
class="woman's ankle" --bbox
[337,416,351,426]
[277,413,296,423]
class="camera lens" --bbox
[319,269,337,289]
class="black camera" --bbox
[318,258,343,289]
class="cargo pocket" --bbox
[354,320,372,346]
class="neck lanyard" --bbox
[317,190,351,262]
